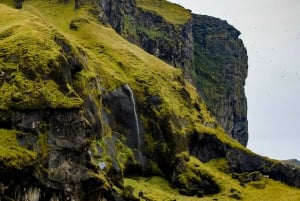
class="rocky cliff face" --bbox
[1,0,300,200]
[192,14,248,146]
[97,0,195,81]
[97,0,248,145]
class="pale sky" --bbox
[169,0,300,160]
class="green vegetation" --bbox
[136,26,164,40]
[0,1,299,200]
[0,0,251,170]
[90,136,135,173]
[0,129,37,169]
[0,3,83,110]
[125,158,300,201]
[174,153,219,195]
[136,0,192,25]
[122,14,138,40]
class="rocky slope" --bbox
[0,0,299,200]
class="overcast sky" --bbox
[169,0,300,160]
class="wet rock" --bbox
[102,85,141,149]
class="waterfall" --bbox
[124,84,141,149]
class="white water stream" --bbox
[124,84,141,150]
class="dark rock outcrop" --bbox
[0,109,119,201]
[227,149,300,188]
[189,132,228,162]
[192,14,248,146]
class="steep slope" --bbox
[96,0,248,145]
[0,0,299,201]
[193,14,248,146]
[98,0,195,80]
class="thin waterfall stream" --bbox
[124,84,141,150]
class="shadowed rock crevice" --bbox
[102,85,142,150]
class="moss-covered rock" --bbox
[171,153,220,196]
[0,1,299,201]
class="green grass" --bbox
[136,0,191,25]
[0,3,83,110]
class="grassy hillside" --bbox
[0,0,299,200]
[125,159,300,201]
[136,0,192,24]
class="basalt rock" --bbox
[189,132,228,162]
[192,14,248,146]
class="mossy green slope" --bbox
[136,0,191,25]
[0,4,83,110]
[125,159,300,201]
[0,1,299,200]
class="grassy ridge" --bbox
[136,0,192,24]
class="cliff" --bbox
[0,0,299,201]
[99,0,194,80]
[97,0,248,145]
[192,14,248,146]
